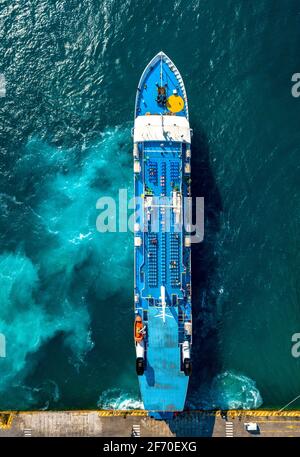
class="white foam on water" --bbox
[97,389,144,410]
[210,370,263,410]
[0,125,132,405]
[187,370,263,410]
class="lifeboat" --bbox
[134,315,145,342]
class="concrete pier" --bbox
[1,410,300,437]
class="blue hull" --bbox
[133,52,192,413]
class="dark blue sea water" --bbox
[0,0,300,410]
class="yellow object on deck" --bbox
[166,94,184,113]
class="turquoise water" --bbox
[0,0,300,410]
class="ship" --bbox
[133,51,192,414]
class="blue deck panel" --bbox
[134,142,191,314]
[138,307,188,411]
[136,143,185,299]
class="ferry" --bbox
[133,52,192,413]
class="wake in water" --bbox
[187,370,263,410]
[0,251,92,396]
[97,388,144,410]
[210,371,263,409]
[0,125,132,409]
[97,371,262,411]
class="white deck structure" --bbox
[133,115,191,143]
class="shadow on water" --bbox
[168,126,223,436]
[189,126,223,394]
[166,412,216,437]
[145,363,155,387]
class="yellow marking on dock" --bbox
[166,94,184,113]
[0,409,300,419]
[227,410,300,418]
[258,430,285,432]
[0,413,14,429]
[254,420,300,423]
[98,410,148,417]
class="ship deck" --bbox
[134,52,191,413]
[139,306,187,412]
[135,142,189,299]
[135,52,188,118]
[134,140,191,412]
